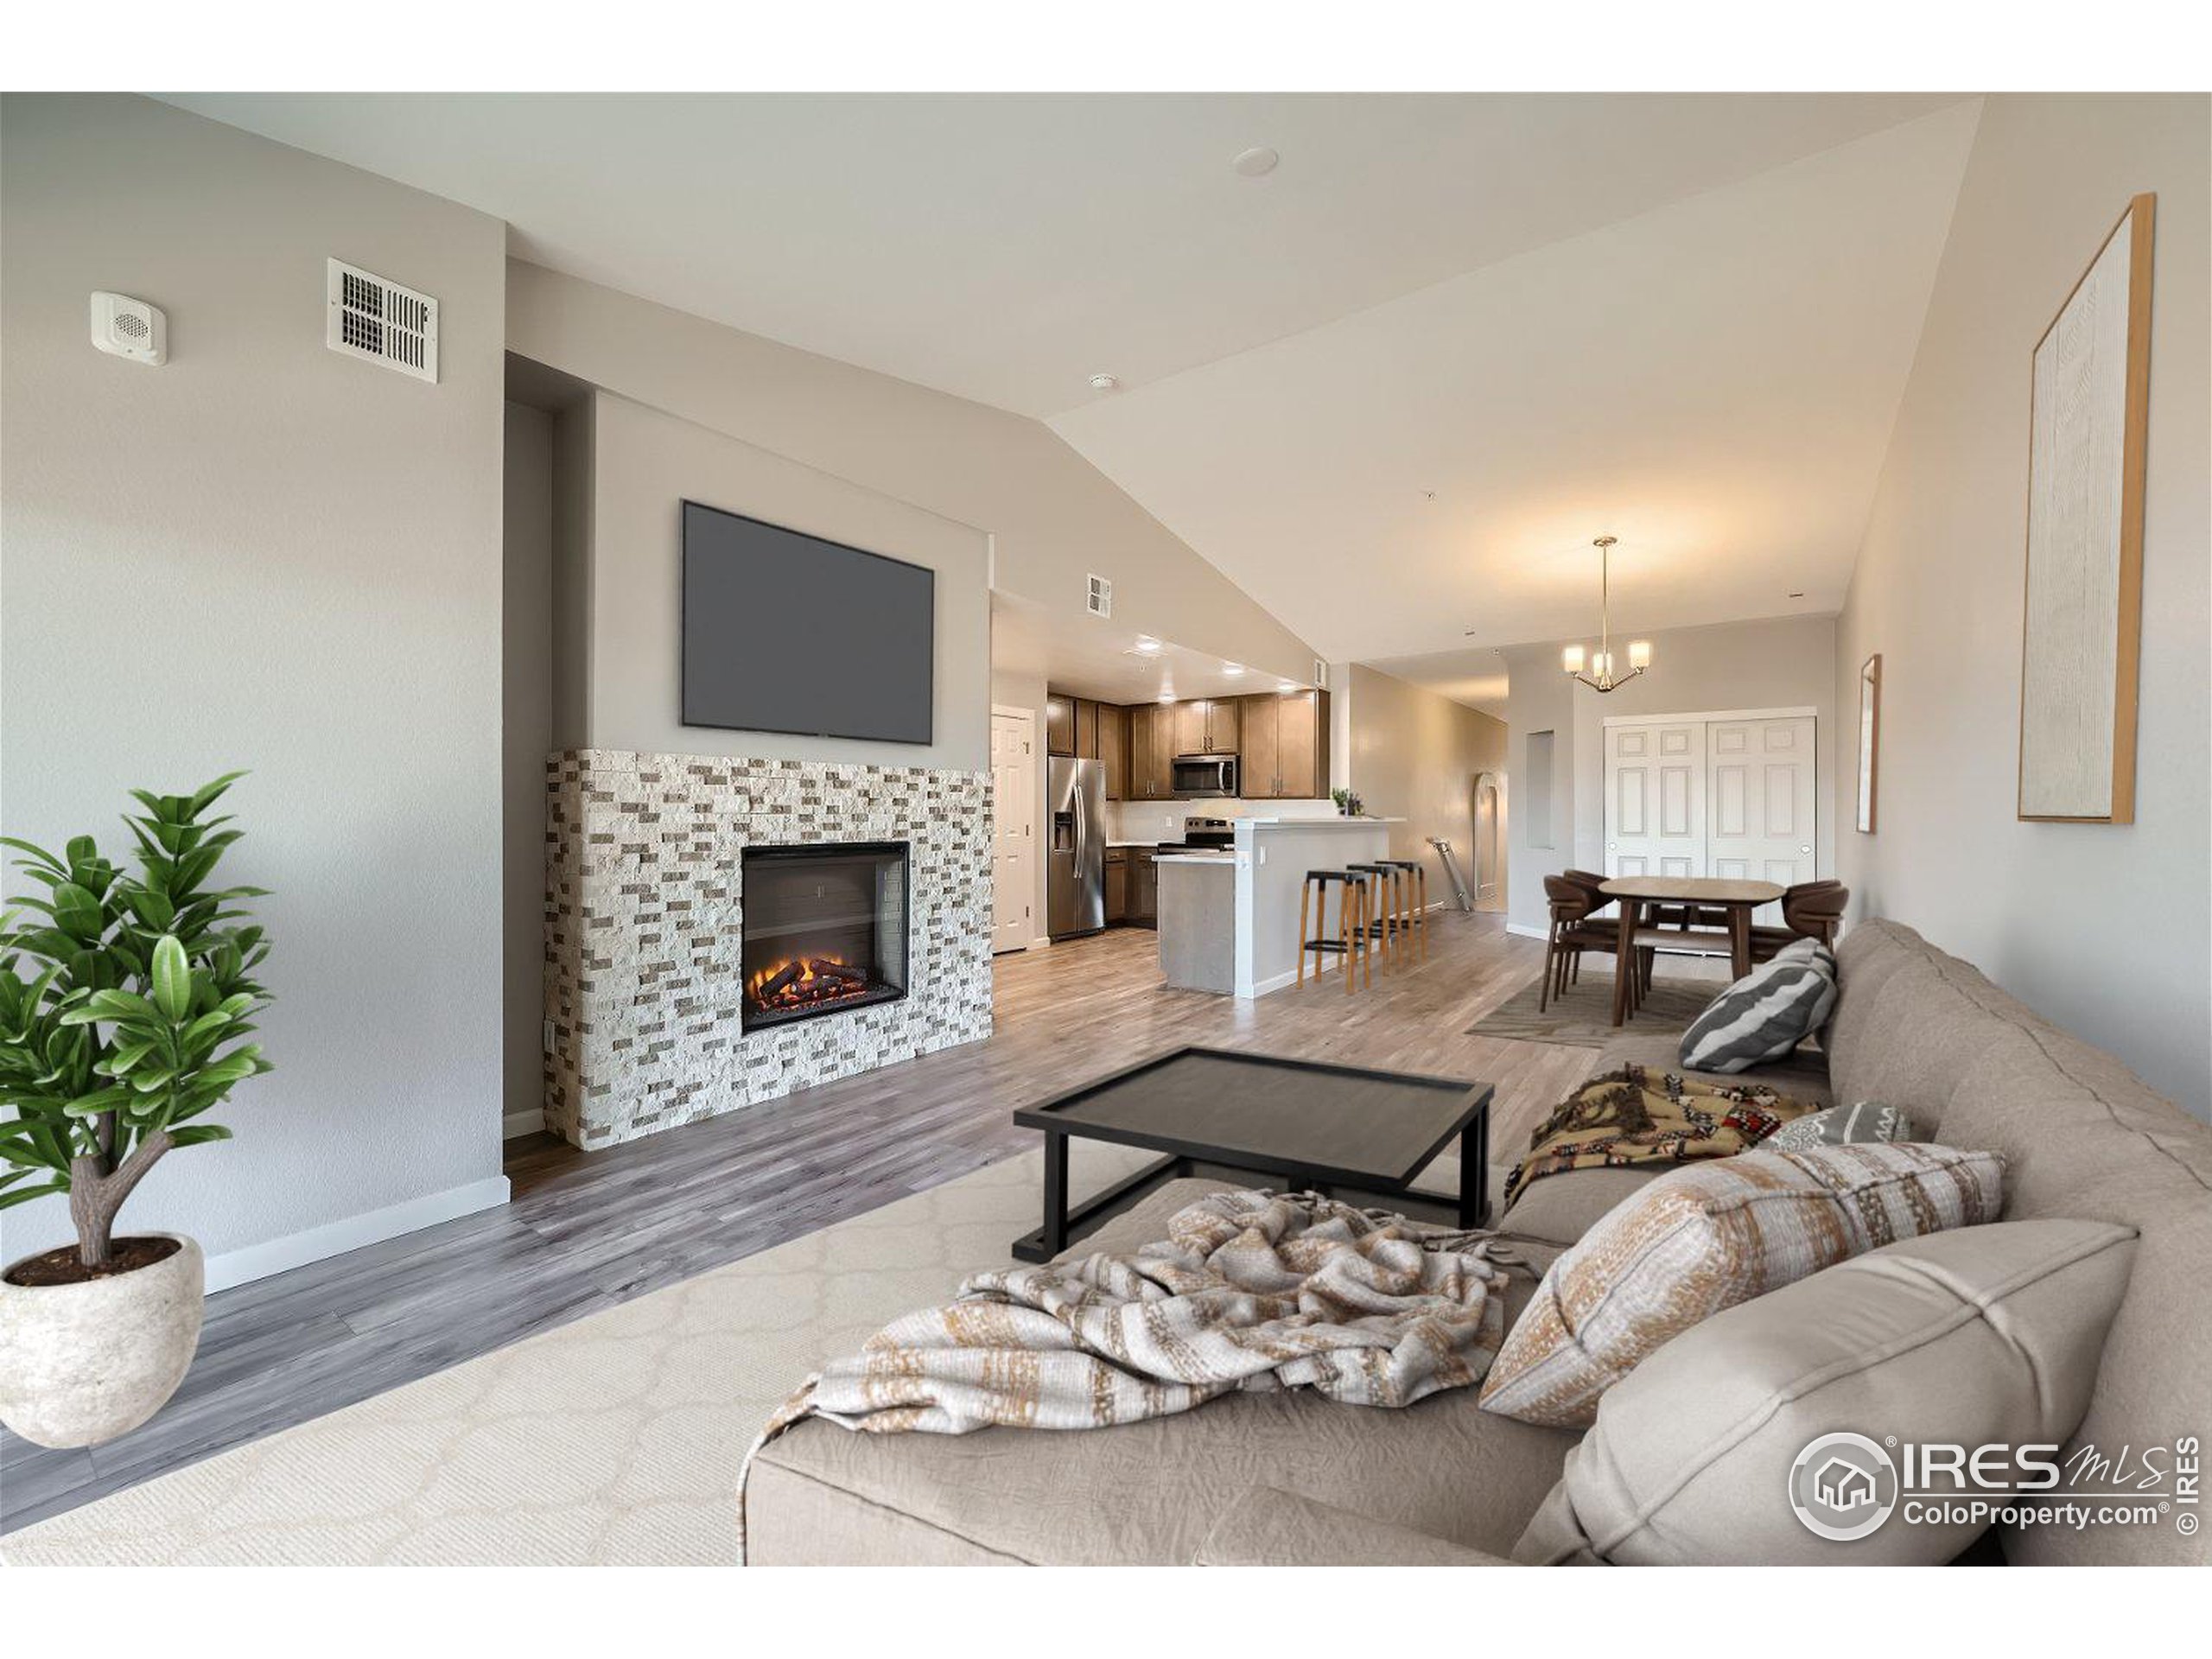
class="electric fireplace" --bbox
[741,842,910,1030]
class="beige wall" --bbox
[503,402,556,1134]
[578,391,990,771]
[1344,665,1508,904]
[1,95,511,1277]
[1834,93,2209,1118]
[1503,613,1839,930]
[505,261,1320,687]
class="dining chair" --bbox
[1540,875,1626,1012]
[1749,880,1849,961]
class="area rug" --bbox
[1466,973,1715,1048]
[0,1141,1493,1567]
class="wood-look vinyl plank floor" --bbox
[1,912,1597,1535]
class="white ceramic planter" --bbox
[0,1233,204,1448]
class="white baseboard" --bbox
[203,1174,512,1294]
[1505,922,1548,941]
[502,1108,546,1140]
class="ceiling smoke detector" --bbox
[1087,372,1121,391]
[1232,146,1280,178]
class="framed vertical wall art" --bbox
[1856,653,1880,834]
[2018,193,2154,824]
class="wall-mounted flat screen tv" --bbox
[682,500,935,745]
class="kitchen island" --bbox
[1145,817,1406,998]
[1232,817,1400,997]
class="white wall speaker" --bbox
[91,292,166,365]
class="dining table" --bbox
[1598,875,1786,1025]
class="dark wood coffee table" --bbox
[1010,1046,1492,1262]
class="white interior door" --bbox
[1707,715,1816,925]
[1605,721,1706,878]
[990,710,1037,954]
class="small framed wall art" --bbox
[1856,653,1881,835]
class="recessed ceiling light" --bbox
[1157,690,1177,704]
[1222,663,1245,676]
[1088,372,1121,391]
[1278,681,1300,694]
[1133,635,1160,653]
[1788,590,1805,599]
[1232,146,1280,178]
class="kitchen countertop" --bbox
[1239,816,1404,829]
[1158,851,1235,864]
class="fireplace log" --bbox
[759,961,804,1000]
[812,959,865,985]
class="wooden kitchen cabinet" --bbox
[1098,703,1128,798]
[1073,697,1100,760]
[1128,848,1158,925]
[1168,697,1240,756]
[1126,703,1174,800]
[1045,693,1075,757]
[1239,690,1330,798]
[1103,849,1128,922]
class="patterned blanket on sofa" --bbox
[740,1189,1516,1560]
[1502,1064,1814,1211]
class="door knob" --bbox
[1799,845,1811,855]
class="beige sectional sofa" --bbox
[744,920,2212,1567]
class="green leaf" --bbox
[167,1124,233,1147]
[187,772,248,819]
[125,887,177,931]
[53,883,105,941]
[150,934,191,1022]
[0,1180,70,1211]
[98,1038,160,1075]
[0,837,67,874]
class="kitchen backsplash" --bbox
[1105,798,1340,842]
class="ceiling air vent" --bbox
[1086,573,1113,619]
[326,258,438,383]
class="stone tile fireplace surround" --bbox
[544,751,993,1150]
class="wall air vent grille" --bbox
[326,258,438,382]
[1086,573,1112,618]
[1314,659,1329,690]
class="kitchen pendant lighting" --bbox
[1562,537,1651,693]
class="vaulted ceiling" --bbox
[164,92,1982,704]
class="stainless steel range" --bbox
[1155,817,1235,855]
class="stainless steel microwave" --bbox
[1171,753,1239,798]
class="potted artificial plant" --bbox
[0,774,272,1447]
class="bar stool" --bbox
[1346,862,1402,968]
[1297,870,1372,994]
[1380,858,1428,962]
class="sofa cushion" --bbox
[1511,1219,2139,1565]
[1678,940,1838,1073]
[743,1177,1580,1566]
[1497,1166,1667,1249]
[1822,924,2028,1138]
[1478,1142,2005,1429]
[1935,1026,2212,1567]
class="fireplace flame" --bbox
[747,953,873,1015]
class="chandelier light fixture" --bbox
[1561,536,1652,693]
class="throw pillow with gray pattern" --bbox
[1767,1101,1918,1150]
[1678,938,1837,1073]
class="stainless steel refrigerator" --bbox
[1046,756,1105,938]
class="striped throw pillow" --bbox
[1678,938,1836,1073]
[1478,1141,2005,1429]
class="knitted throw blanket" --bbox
[739,1189,1514,1559]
